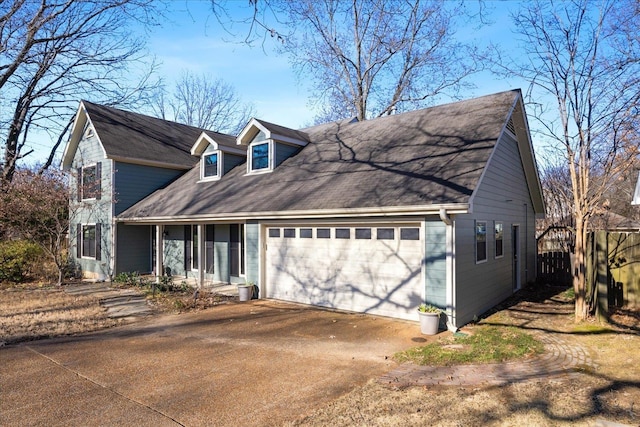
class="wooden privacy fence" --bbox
[537,251,572,286]
[537,231,640,310]
[600,231,640,309]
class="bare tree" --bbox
[503,0,640,321]
[277,0,480,121]
[150,71,255,135]
[0,0,162,184]
[0,168,71,285]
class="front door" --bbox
[512,225,521,291]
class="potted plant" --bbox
[417,303,441,335]
[238,281,255,302]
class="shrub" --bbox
[0,240,43,283]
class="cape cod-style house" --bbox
[62,89,545,329]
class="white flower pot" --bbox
[418,311,440,335]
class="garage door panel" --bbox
[266,225,424,320]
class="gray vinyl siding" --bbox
[223,153,246,175]
[164,225,186,277]
[245,221,260,287]
[454,131,537,327]
[275,142,299,167]
[70,133,113,280]
[113,161,186,215]
[116,224,152,274]
[424,219,446,309]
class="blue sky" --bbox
[28,1,532,165]
[147,1,527,126]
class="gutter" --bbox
[116,204,470,225]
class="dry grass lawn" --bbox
[0,283,123,344]
[287,286,640,427]
[1,282,638,426]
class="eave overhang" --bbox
[117,203,470,225]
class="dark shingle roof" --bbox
[119,90,520,219]
[83,101,223,168]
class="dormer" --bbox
[237,118,310,175]
[191,131,246,182]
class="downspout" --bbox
[524,203,528,283]
[439,208,457,331]
[439,208,452,226]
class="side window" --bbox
[476,221,487,263]
[495,222,504,258]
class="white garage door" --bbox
[265,224,424,320]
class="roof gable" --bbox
[119,90,537,220]
[191,131,246,156]
[62,101,221,170]
[238,118,310,146]
[469,91,545,215]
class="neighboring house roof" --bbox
[119,89,543,221]
[590,212,640,232]
[61,101,229,170]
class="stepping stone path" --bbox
[64,282,153,319]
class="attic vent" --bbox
[506,117,516,135]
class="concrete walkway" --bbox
[64,282,154,319]
[64,281,240,319]
[379,331,597,388]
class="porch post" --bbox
[156,224,164,284]
[197,224,205,289]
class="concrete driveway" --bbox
[1,300,423,426]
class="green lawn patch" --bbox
[394,325,544,366]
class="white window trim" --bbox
[495,221,504,259]
[247,140,273,174]
[200,150,222,181]
[81,223,97,259]
[81,162,98,201]
[475,220,488,264]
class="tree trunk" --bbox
[573,217,589,321]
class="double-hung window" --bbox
[250,142,269,172]
[476,221,487,263]
[495,222,504,258]
[77,162,101,200]
[202,151,220,180]
[77,223,101,260]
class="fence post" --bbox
[595,231,609,322]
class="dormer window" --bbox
[201,150,221,180]
[250,142,270,172]
[237,118,309,175]
[192,131,247,182]
[204,152,219,177]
